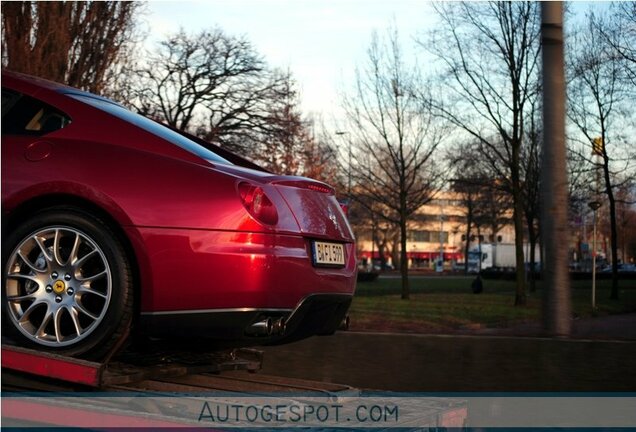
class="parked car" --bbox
[1,71,356,358]
[621,264,636,273]
[601,263,636,273]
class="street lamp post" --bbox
[438,202,445,273]
[588,200,602,309]
[335,131,352,197]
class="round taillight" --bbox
[238,182,278,226]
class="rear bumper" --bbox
[126,227,357,312]
[138,293,352,344]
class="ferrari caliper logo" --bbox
[53,280,66,294]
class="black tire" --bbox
[2,206,134,359]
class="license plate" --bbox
[312,241,345,267]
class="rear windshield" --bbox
[69,94,230,165]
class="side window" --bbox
[2,89,21,115]
[1,88,71,136]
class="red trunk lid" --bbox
[210,164,354,241]
[272,180,354,242]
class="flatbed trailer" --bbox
[1,343,467,429]
[1,343,354,393]
[1,343,361,427]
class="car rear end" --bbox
[267,178,356,342]
[137,167,357,345]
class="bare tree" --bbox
[451,179,484,275]
[449,144,490,275]
[481,180,514,250]
[567,11,634,300]
[125,29,276,150]
[522,94,543,292]
[567,137,596,264]
[422,2,541,305]
[342,27,445,299]
[129,28,264,129]
[301,128,340,184]
[257,74,337,179]
[450,141,515,276]
[615,179,636,264]
[2,1,140,93]
[598,3,636,86]
[121,28,338,180]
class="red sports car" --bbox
[1,71,356,358]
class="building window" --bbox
[408,230,448,243]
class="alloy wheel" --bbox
[4,226,112,347]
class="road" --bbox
[261,314,636,392]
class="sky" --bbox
[145,0,438,121]
[144,1,606,125]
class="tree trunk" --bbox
[400,215,410,299]
[2,2,138,94]
[511,152,528,305]
[529,227,538,293]
[602,150,620,300]
[477,225,483,272]
[464,207,473,275]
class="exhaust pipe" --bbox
[246,318,272,336]
[271,317,286,335]
[339,315,350,331]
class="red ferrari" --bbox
[1,71,356,358]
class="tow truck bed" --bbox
[1,343,467,429]
[1,344,352,393]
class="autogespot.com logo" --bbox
[197,401,399,426]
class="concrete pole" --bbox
[540,2,572,336]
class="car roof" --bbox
[2,70,271,173]
[2,70,122,106]
[2,69,76,92]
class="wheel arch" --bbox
[2,193,144,321]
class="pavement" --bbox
[261,313,636,392]
[462,313,636,340]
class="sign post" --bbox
[588,200,602,309]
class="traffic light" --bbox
[592,137,604,156]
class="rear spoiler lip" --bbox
[270,179,336,195]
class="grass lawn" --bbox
[349,276,636,333]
